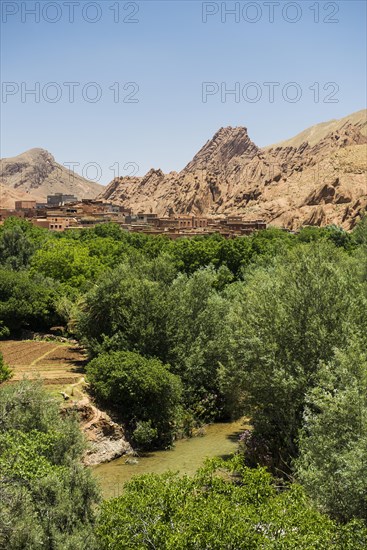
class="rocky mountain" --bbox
[0,148,103,208]
[99,110,367,230]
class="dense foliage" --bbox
[1,214,367,541]
[95,456,367,549]
[295,341,367,523]
[0,381,99,549]
[225,242,367,471]
[0,268,61,334]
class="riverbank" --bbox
[0,339,251,484]
[70,397,133,466]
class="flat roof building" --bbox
[47,193,78,207]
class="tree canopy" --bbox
[0,381,99,550]
[1,215,367,541]
[95,456,367,549]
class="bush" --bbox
[0,380,99,549]
[0,352,12,383]
[86,351,182,448]
[132,421,158,448]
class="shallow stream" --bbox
[93,419,249,499]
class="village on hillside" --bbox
[0,193,267,238]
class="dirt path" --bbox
[63,375,87,401]
[83,403,102,430]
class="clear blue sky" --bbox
[1,0,366,184]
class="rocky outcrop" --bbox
[99,110,367,230]
[72,399,133,466]
[305,179,352,206]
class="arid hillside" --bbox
[0,148,103,208]
[100,110,367,230]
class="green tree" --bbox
[352,213,367,246]
[0,268,61,334]
[0,218,46,270]
[77,255,176,358]
[166,267,236,420]
[246,227,294,268]
[227,242,367,472]
[297,225,352,249]
[0,380,99,549]
[169,235,223,274]
[295,342,367,523]
[30,240,103,289]
[0,225,35,270]
[86,351,182,448]
[95,455,366,549]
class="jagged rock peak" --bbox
[201,126,255,151]
[144,168,165,179]
[212,125,249,139]
[184,125,259,173]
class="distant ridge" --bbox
[267,109,367,149]
[99,109,367,230]
[2,111,366,230]
[0,148,103,208]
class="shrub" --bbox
[95,456,367,549]
[0,380,99,549]
[86,351,182,448]
[0,352,12,383]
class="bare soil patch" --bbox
[0,340,86,387]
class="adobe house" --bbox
[15,200,36,210]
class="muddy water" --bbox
[93,419,249,499]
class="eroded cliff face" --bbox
[73,398,133,466]
[99,110,367,230]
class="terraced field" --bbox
[0,340,87,397]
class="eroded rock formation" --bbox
[100,110,367,230]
